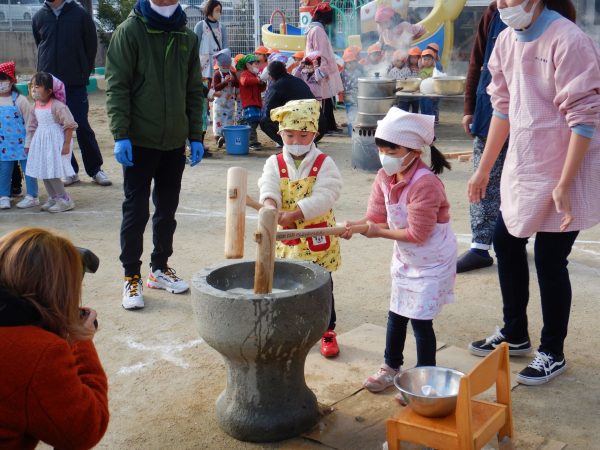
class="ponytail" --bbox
[542,0,576,22]
[429,144,451,175]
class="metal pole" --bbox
[253,0,260,48]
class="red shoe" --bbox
[320,330,340,358]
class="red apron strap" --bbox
[276,153,289,178]
[309,153,327,177]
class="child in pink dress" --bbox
[342,107,456,392]
[25,72,77,213]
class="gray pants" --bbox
[43,178,67,199]
[470,136,508,249]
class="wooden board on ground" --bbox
[305,323,445,406]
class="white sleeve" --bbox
[296,156,343,220]
[258,155,282,208]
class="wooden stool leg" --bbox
[386,421,401,450]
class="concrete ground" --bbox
[3,92,599,449]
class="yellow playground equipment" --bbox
[261,0,468,67]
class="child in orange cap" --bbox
[367,43,384,66]
[419,49,436,117]
[254,46,269,72]
[287,50,305,74]
[387,50,410,80]
[340,47,364,135]
[396,48,422,114]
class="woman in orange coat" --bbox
[0,227,109,450]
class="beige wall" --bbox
[0,31,106,76]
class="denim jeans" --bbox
[66,86,104,177]
[384,310,436,369]
[419,97,435,116]
[397,100,419,113]
[494,213,578,355]
[120,146,186,277]
[344,102,357,136]
[0,160,38,198]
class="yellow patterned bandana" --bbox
[270,99,321,133]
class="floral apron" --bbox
[0,92,27,161]
[386,167,457,320]
[212,69,236,137]
[276,153,341,272]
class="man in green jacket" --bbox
[106,0,204,310]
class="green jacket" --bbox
[106,10,203,150]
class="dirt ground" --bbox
[3,91,599,449]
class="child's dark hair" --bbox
[0,72,18,93]
[374,137,451,175]
[30,72,54,95]
[312,9,334,25]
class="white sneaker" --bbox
[363,364,399,393]
[40,197,56,211]
[62,174,80,186]
[48,197,75,213]
[122,275,145,310]
[16,195,40,209]
[92,170,112,186]
[147,267,189,294]
[0,196,11,209]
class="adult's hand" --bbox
[462,115,474,137]
[467,169,490,203]
[190,141,204,167]
[80,307,98,340]
[552,185,573,232]
[114,139,133,167]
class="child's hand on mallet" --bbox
[340,220,360,240]
[362,221,382,238]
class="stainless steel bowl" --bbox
[357,76,397,98]
[432,76,466,95]
[396,78,422,93]
[394,367,464,418]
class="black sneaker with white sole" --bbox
[468,327,532,357]
[516,351,567,385]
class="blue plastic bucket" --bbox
[222,125,251,155]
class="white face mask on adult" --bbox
[379,152,413,176]
[149,0,179,18]
[499,0,539,29]
[285,141,314,157]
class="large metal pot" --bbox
[355,112,385,127]
[433,76,466,95]
[396,78,422,93]
[357,75,397,98]
[357,96,396,115]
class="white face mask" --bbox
[0,81,11,93]
[379,152,413,176]
[284,141,313,157]
[250,66,259,75]
[149,0,179,18]
[31,91,41,101]
[499,0,539,29]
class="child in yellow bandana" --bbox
[258,99,343,358]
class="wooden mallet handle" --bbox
[254,206,279,294]
[224,167,248,259]
[275,224,369,240]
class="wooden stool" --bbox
[386,343,514,450]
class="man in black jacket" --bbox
[260,61,326,146]
[32,0,112,187]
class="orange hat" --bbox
[267,48,280,54]
[255,46,269,55]
[426,43,440,53]
[408,47,422,57]
[342,47,358,62]
[421,49,436,58]
[292,50,305,59]
[234,53,245,64]
[367,43,382,54]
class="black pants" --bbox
[120,146,186,277]
[11,162,22,192]
[328,274,336,331]
[397,100,420,114]
[384,311,436,369]
[66,86,104,177]
[495,213,578,355]
[322,97,338,132]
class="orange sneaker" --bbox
[320,330,340,357]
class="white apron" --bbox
[386,168,457,320]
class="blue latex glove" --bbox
[114,139,133,167]
[190,141,204,167]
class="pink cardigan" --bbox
[305,22,344,98]
[366,159,450,244]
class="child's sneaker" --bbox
[363,364,399,393]
[320,330,339,357]
[147,267,189,294]
[516,351,567,386]
[468,327,532,357]
[40,197,56,211]
[48,197,75,213]
[122,275,144,310]
[0,196,11,209]
[16,195,40,209]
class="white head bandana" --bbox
[375,107,435,150]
